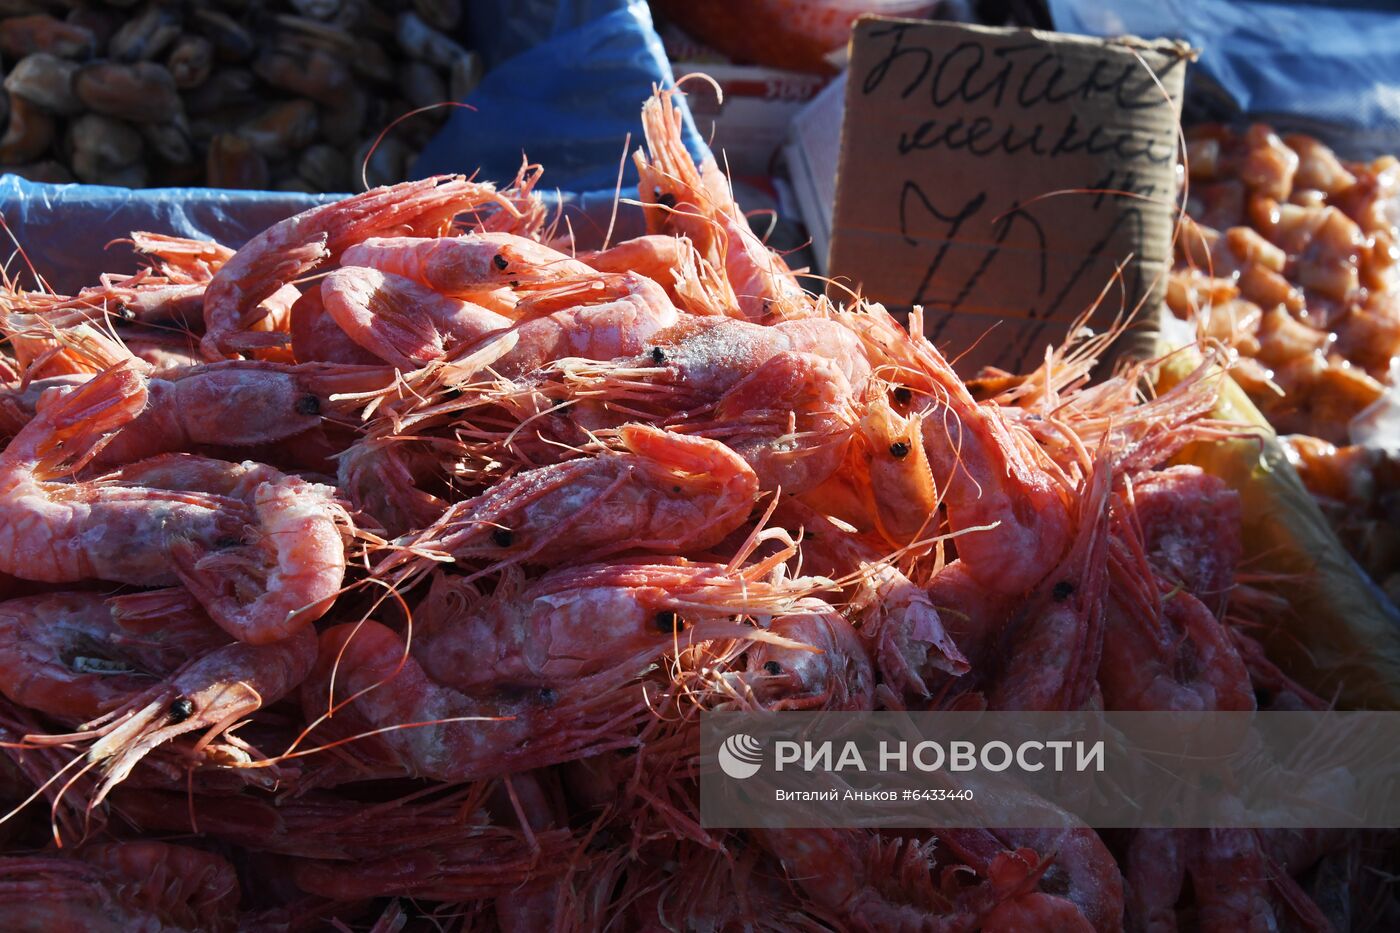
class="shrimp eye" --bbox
[491,528,514,548]
[1052,580,1075,601]
[295,394,321,416]
[491,253,509,271]
[658,192,677,209]
[650,346,667,364]
[168,696,194,723]
[655,610,683,632]
[893,386,913,406]
[538,687,557,705]
[763,661,783,676]
[889,441,911,459]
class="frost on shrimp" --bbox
[202,176,511,359]
[13,588,318,808]
[379,424,758,585]
[411,554,815,697]
[0,364,247,587]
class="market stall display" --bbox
[0,85,1390,930]
[0,1,480,190]
[0,0,1396,927]
[1169,124,1400,604]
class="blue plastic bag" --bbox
[414,0,707,194]
[0,0,704,295]
[0,177,332,295]
[1048,0,1400,159]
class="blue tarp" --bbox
[0,0,706,295]
[415,0,705,193]
[1049,0,1400,159]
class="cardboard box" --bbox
[826,17,1191,374]
[784,73,847,274]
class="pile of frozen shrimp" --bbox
[0,89,1380,931]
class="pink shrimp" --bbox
[410,556,805,696]
[288,284,384,366]
[578,232,738,316]
[338,434,454,537]
[0,842,240,932]
[300,619,643,783]
[1131,465,1242,615]
[549,313,870,408]
[1124,829,1188,932]
[127,230,235,284]
[754,828,1089,931]
[52,277,210,328]
[986,460,1112,712]
[16,588,317,805]
[942,826,1124,933]
[580,233,688,281]
[382,424,757,583]
[0,589,226,722]
[340,230,594,301]
[840,304,1074,595]
[122,330,204,369]
[115,784,574,905]
[636,88,813,321]
[320,265,511,370]
[169,466,349,644]
[644,349,855,496]
[0,364,249,587]
[79,360,388,471]
[0,360,351,642]
[737,601,876,711]
[804,391,941,547]
[202,176,506,358]
[487,270,681,378]
[776,500,967,696]
[1100,504,1255,713]
[1187,830,1279,932]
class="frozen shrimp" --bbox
[0,364,248,587]
[341,231,594,301]
[17,588,317,804]
[321,265,510,369]
[382,424,757,582]
[0,842,239,932]
[636,88,812,321]
[202,176,506,358]
[411,556,808,696]
[840,303,1075,594]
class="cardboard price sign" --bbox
[828,19,1190,374]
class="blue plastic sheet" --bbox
[0,0,704,295]
[414,0,707,194]
[0,177,332,294]
[1048,0,1400,159]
